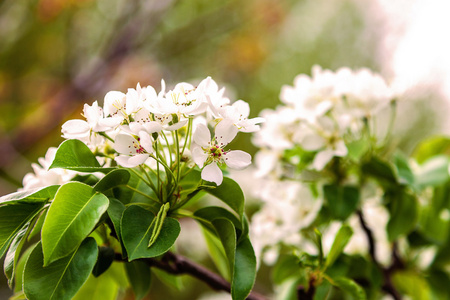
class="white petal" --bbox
[312,149,334,170]
[126,88,140,115]
[215,120,237,146]
[159,79,166,96]
[114,134,137,154]
[164,119,188,131]
[139,131,154,154]
[98,116,123,129]
[155,95,178,114]
[83,101,102,125]
[315,100,333,116]
[115,154,148,168]
[232,100,250,118]
[104,91,126,116]
[224,150,251,170]
[301,135,325,151]
[145,86,158,101]
[142,121,163,134]
[62,119,90,135]
[254,150,279,177]
[127,122,145,135]
[128,154,150,166]
[205,95,219,118]
[334,140,348,157]
[237,117,265,133]
[133,108,151,123]
[196,76,212,95]
[201,163,223,185]
[192,144,208,168]
[193,124,211,147]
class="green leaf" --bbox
[4,221,31,286]
[427,269,450,300]
[9,291,27,300]
[125,261,151,300]
[194,206,242,234]
[212,218,236,277]
[106,198,127,255]
[392,271,431,300]
[413,135,450,164]
[28,209,48,241]
[239,214,250,242]
[201,227,230,279]
[347,139,369,161]
[94,169,131,193]
[387,192,418,241]
[232,237,256,300]
[152,268,183,291]
[276,277,303,300]
[23,238,99,300]
[325,224,353,268]
[41,182,109,265]
[92,246,115,277]
[0,185,58,206]
[14,244,35,293]
[314,279,332,300]
[70,174,100,186]
[121,205,180,261]
[205,176,245,219]
[331,277,367,300]
[49,139,115,173]
[0,203,44,259]
[394,152,414,186]
[419,185,450,244]
[178,168,202,192]
[361,157,398,187]
[419,210,448,245]
[272,255,301,285]
[106,262,130,288]
[414,155,450,188]
[72,273,119,300]
[323,185,359,220]
[112,170,159,214]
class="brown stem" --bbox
[357,210,403,300]
[115,252,268,300]
[297,276,316,300]
[357,210,378,265]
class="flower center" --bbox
[205,142,228,163]
[133,139,146,154]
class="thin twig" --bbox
[357,210,403,300]
[115,251,268,300]
[357,210,378,264]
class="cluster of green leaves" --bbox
[0,139,256,300]
[270,135,450,300]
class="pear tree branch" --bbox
[357,210,403,300]
[115,251,268,300]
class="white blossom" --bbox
[61,101,120,142]
[250,179,322,265]
[191,120,251,185]
[22,148,77,190]
[114,132,154,168]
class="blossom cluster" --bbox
[253,65,395,173]
[23,77,262,188]
[249,66,397,264]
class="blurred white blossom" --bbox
[22,148,77,190]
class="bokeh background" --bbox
[1,0,450,299]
